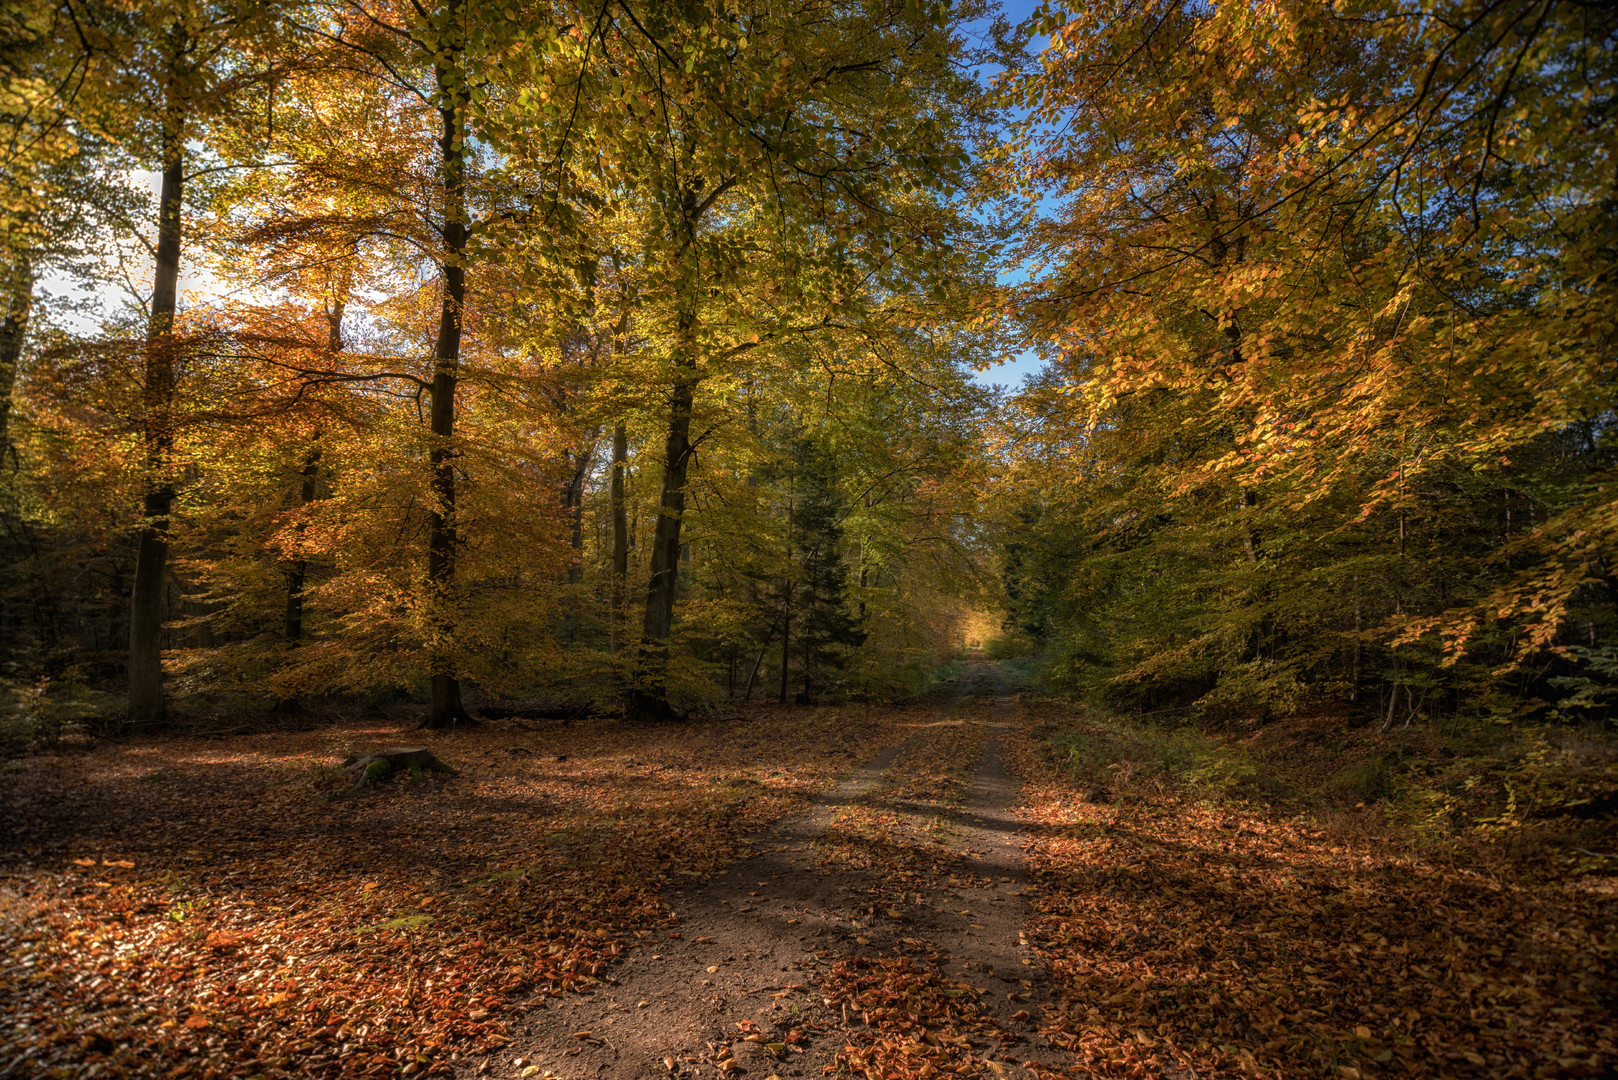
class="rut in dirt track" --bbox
[475,664,1063,1080]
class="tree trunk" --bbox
[564,451,589,586]
[609,422,629,654]
[779,578,792,705]
[422,46,472,730]
[625,179,728,722]
[283,443,320,641]
[283,301,341,645]
[628,374,696,722]
[558,439,594,646]
[801,620,812,704]
[0,253,34,456]
[1238,487,1260,563]
[1350,576,1362,706]
[742,626,774,702]
[128,113,185,729]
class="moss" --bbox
[362,758,393,786]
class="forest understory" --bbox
[3,662,1613,1080]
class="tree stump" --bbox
[341,746,455,788]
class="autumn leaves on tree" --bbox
[1,0,1612,731]
[0,0,999,724]
[993,0,1618,725]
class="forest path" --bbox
[482,663,1061,1080]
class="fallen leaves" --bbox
[1005,712,1618,1078]
[822,955,1011,1079]
[0,707,900,1079]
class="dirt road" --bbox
[486,663,1060,1079]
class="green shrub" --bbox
[1323,757,1393,803]
[1049,716,1262,796]
[985,633,1038,661]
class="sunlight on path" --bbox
[485,663,1068,1080]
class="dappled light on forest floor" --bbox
[1004,716,1617,1079]
[0,708,900,1079]
[2,675,1615,1080]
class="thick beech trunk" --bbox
[422,53,472,730]
[128,125,184,729]
[628,375,696,722]
[609,423,629,655]
[0,254,33,455]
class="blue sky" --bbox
[962,0,1048,393]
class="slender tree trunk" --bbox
[1239,487,1260,564]
[283,301,341,644]
[422,46,472,730]
[626,180,730,721]
[779,580,792,705]
[609,423,629,654]
[565,457,588,585]
[0,253,34,456]
[559,442,594,646]
[742,625,773,702]
[628,372,696,721]
[857,553,867,622]
[1350,576,1362,706]
[283,444,320,641]
[128,112,185,729]
[801,617,812,704]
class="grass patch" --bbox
[1046,713,1262,798]
[1324,757,1392,803]
[995,655,1045,692]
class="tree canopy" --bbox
[0,0,1613,735]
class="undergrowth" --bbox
[1037,702,1618,874]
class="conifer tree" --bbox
[787,438,865,703]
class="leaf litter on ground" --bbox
[0,707,899,1079]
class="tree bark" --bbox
[1238,487,1260,563]
[626,179,729,721]
[561,439,595,586]
[422,40,472,730]
[628,374,696,721]
[128,110,185,729]
[609,422,629,654]
[283,444,320,641]
[1350,575,1362,706]
[0,253,34,456]
[742,625,773,701]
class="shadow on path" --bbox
[487,662,1066,1080]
